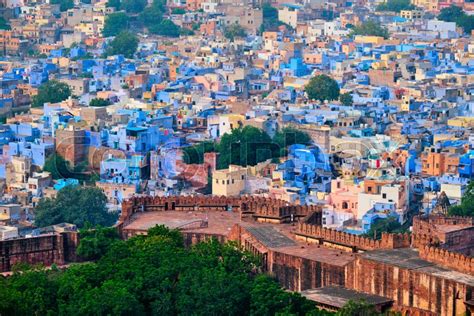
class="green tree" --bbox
[339,92,353,106]
[438,5,464,22]
[34,186,117,228]
[43,154,72,179]
[350,20,390,39]
[263,3,278,20]
[77,227,120,260]
[172,7,186,14]
[106,31,139,58]
[250,275,324,316]
[376,0,415,12]
[89,98,111,107]
[449,181,474,217]
[224,24,247,41]
[305,74,340,102]
[0,17,10,30]
[273,127,312,156]
[337,299,378,316]
[438,5,474,34]
[0,225,325,316]
[364,217,405,240]
[121,0,147,13]
[51,0,73,11]
[182,141,215,164]
[150,19,181,37]
[103,12,130,37]
[260,3,289,32]
[32,80,71,108]
[217,126,273,169]
[106,0,120,9]
[139,5,164,28]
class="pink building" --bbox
[326,178,364,218]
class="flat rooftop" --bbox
[301,286,393,308]
[243,225,296,248]
[361,248,474,287]
[123,210,242,236]
[275,244,355,267]
[123,211,355,267]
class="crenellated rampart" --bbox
[419,245,474,275]
[296,223,411,252]
[118,195,323,227]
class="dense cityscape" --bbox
[0,0,473,314]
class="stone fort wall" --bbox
[296,223,411,252]
[119,195,322,227]
[419,245,474,275]
[0,232,79,272]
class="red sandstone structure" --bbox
[1,195,474,315]
[0,231,79,273]
[118,195,474,315]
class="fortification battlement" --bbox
[119,195,323,224]
[413,215,474,228]
[420,245,474,276]
[296,223,411,251]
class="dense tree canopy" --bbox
[171,8,186,14]
[260,3,289,32]
[224,24,247,41]
[89,98,111,107]
[0,17,10,30]
[305,74,340,102]
[106,31,139,58]
[182,141,215,164]
[364,217,405,239]
[103,12,130,37]
[32,80,72,108]
[121,0,147,13]
[339,92,354,106]
[349,20,390,39]
[217,126,274,169]
[76,227,120,260]
[438,5,474,34]
[0,225,331,316]
[376,0,415,12]
[150,20,181,37]
[34,186,117,228]
[273,127,312,156]
[43,154,72,179]
[449,181,474,217]
[106,0,120,9]
[337,300,378,316]
[184,126,312,167]
[140,5,164,27]
[50,0,74,11]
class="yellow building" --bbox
[410,0,438,12]
[212,165,248,197]
[354,36,385,45]
[447,117,474,128]
[400,10,423,20]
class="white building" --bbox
[0,226,19,241]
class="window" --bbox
[382,193,387,199]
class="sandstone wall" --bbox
[119,195,322,228]
[347,256,473,315]
[296,223,411,252]
[270,251,346,291]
